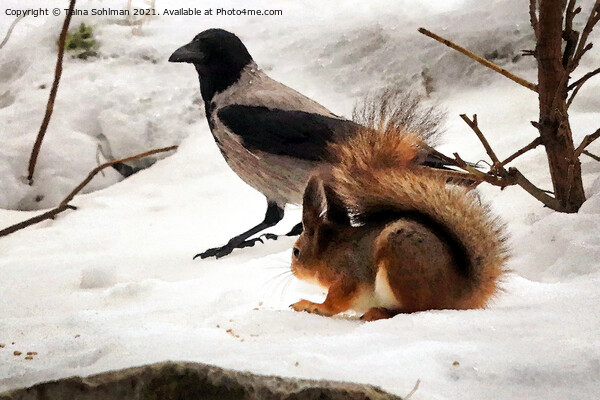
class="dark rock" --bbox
[0,361,402,400]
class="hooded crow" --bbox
[169,28,450,259]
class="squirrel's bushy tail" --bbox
[328,127,509,308]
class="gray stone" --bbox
[0,361,403,400]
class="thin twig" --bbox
[568,67,600,90]
[530,0,540,40]
[564,0,579,34]
[459,114,502,168]
[575,127,600,156]
[567,67,600,115]
[0,145,177,238]
[453,116,563,210]
[570,0,600,71]
[403,380,421,400]
[562,0,581,67]
[449,148,560,210]
[0,15,25,50]
[521,49,537,57]
[500,137,542,166]
[418,27,539,92]
[582,149,600,161]
[26,0,76,184]
[567,67,600,108]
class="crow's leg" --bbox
[195,201,284,259]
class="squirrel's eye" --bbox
[293,247,300,258]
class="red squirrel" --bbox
[290,126,508,321]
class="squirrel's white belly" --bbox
[351,267,402,314]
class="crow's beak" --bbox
[168,42,204,64]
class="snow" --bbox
[1,0,600,399]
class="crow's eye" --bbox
[293,247,300,258]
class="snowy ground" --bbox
[1,0,600,399]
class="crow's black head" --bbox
[169,29,252,67]
[169,29,253,101]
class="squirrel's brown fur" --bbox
[290,126,508,320]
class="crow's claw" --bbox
[194,233,281,260]
[261,233,279,241]
[194,245,235,260]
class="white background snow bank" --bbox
[1,0,600,399]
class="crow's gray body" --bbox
[208,61,341,206]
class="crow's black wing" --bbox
[217,105,360,161]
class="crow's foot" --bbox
[194,233,280,260]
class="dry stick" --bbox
[459,114,501,167]
[582,149,600,161]
[529,0,540,40]
[562,0,581,67]
[458,115,563,209]
[568,66,600,90]
[506,167,562,210]
[26,0,76,184]
[500,137,542,166]
[0,145,177,238]
[403,380,421,400]
[0,15,25,50]
[452,150,561,209]
[565,0,580,32]
[575,127,600,156]
[570,0,600,71]
[567,67,600,107]
[418,27,539,93]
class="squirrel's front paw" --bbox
[290,299,333,316]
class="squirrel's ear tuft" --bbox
[302,174,326,232]
[323,183,350,226]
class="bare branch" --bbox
[429,134,561,210]
[0,15,25,50]
[575,128,600,156]
[453,151,561,209]
[26,0,76,184]
[418,27,539,92]
[530,0,540,40]
[564,0,579,28]
[568,66,600,90]
[567,66,600,107]
[453,113,563,210]
[500,137,542,166]
[562,0,581,67]
[0,145,177,238]
[570,0,600,71]
[403,380,421,400]
[582,149,600,161]
[459,114,502,168]
[506,167,562,210]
